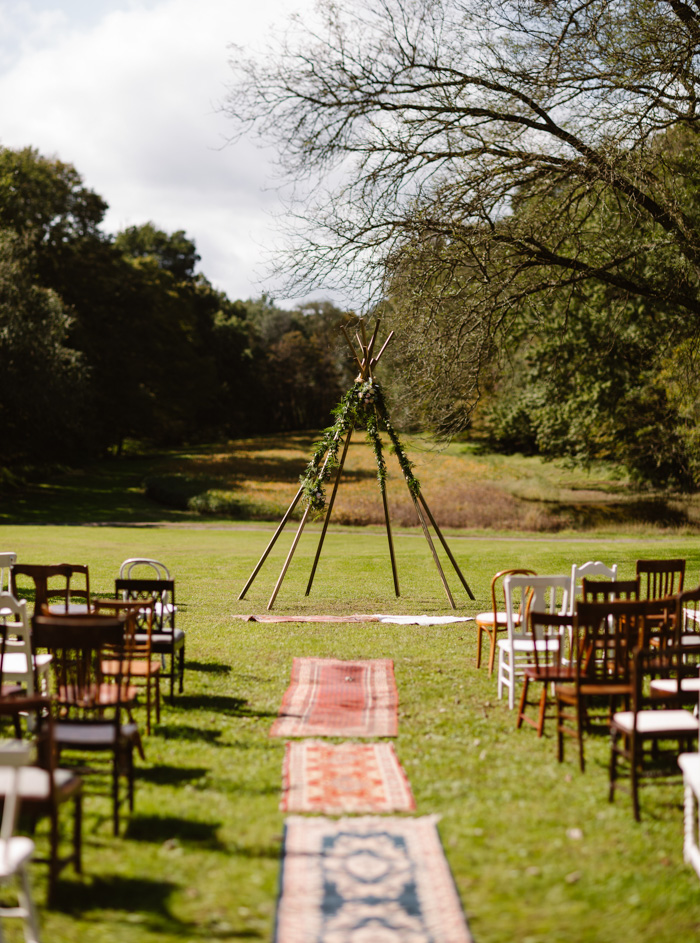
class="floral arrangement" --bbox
[299,379,421,515]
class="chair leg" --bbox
[609,729,619,804]
[178,647,185,694]
[476,624,483,669]
[488,632,498,676]
[155,676,161,725]
[18,866,40,943]
[536,686,547,738]
[47,808,59,907]
[73,794,82,875]
[112,752,120,836]
[577,699,585,773]
[516,677,529,729]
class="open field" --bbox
[1,521,700,942]
[4,433,700,532]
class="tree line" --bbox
[0,146,354,472]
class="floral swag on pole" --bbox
[299,379,421,515]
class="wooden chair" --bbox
[516,611,575,737]
[497,574,570,710]
[9,564,90,616]
[0,696,82,907]
[116,577,183,697]
[475,569,536,675]
[610,645,699,820]
[636,558,685,599]
[0,739,41,942]
[0,595,52,702]
[569,561,617,613]
[581,578,640,603]
[94,597,161,735]
[555,600,654,772]
[31,613,139,836]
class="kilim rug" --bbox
[280,741,416,813]
[270,657,398,738]
[275,815,473,943]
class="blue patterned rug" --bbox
[275,815,472,942]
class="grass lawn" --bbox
[1,520,700,942]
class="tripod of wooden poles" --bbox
[238,319,475,610]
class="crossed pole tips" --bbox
[238,317,475,610]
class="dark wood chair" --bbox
[516,611,575,737]
[581,577,640,603]
[475,568,536,675]
[10,563,90,616]
[636,558,685,600]
[32,612,139,836]
[610,645,699,820]
[115,578,184,697]
[0,695,82,906]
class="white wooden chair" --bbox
[0,595,52,699]
[569,560,617,614]
[0,740,41,942]
[497,574,571,710]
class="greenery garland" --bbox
[300,379,421,515]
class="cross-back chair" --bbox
[610,645,699,821]
[31,612,139,835]
[475,568,536,675]
[115,577,183,697]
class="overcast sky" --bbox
[0,0,325,305]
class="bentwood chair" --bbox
[0,739,41,941]
[475,569,536,675]
[32,613,139,835]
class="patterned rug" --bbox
[275,815,473,943]
[270,657,398,738]
[280,741,416,813]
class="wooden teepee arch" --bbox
[238,318,474,610]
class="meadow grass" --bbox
[1,521,700,941]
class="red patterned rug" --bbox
[280,741,415,813]
[270,657,398,738]
[275,815,473,943]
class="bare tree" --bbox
[226,0,700,430]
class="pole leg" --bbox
[411,494,456,609]
[380,485,401,597]
[267,505,312,610]
[238,484,305,600]
[418,493,475,599]
[306,428,354,596]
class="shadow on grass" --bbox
[138,764,208,786]
[126,814,224,848]
[168,694,277,718]
[187,660,232,675]
[54,874,181,921]
[156,724,223,744]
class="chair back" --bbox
[0,594,36,696]
[32,613,128,717]
[570,561,618,614]
[528,611,572,670]
[581,578,640,603]
[675,585,700,648]
[0,740,32,852]
[92,596,156,659]
[10,563,90,615]
[119,558,171,580]
[488,568,536,621]
[631,645,700,713]
[504,574,571,643]
[115,578,175,637]
[636,558,685,599]
[0,554,16,595]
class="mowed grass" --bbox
[1,523,700,941]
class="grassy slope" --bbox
[1,523,699,941]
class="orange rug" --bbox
[280,740,415,813]
[270,657,398,738]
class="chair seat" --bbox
[135,629,185,649]
[1,652,52,677]
[475,611,521,627]
[0,766,81,803]
[0,837,35,878]
[57,682,138,706]
[612,709,699,735]
[679,753,700,792]
[498,637,559,652]
[101,659,161,677]
[556,681,632,698]
[651,678,700,697]
[523,664,576,681]
[55,720,140,748]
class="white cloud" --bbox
[0,0,328,303]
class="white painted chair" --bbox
[679,751,700,880]
[0,740,41,942]
[0,553,17,618]
[497,574,571,710]
[569,561,617,614]
[0,595,52,698]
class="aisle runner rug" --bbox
[237,613,473,624]
[270,657,398,738]
[280,741,416,813]
[275,815,473,943]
